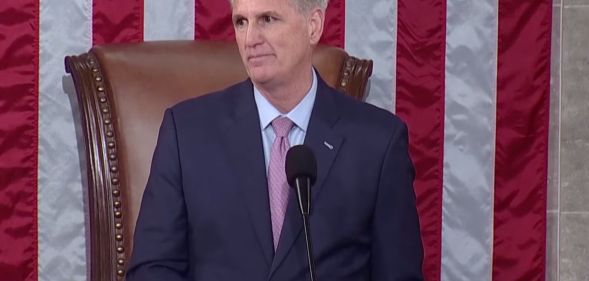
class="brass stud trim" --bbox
[86,55,128,274]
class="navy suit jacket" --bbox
[127,76,423,281]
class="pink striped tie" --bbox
[268,116,294,250]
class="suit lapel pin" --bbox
[323,141,334,150]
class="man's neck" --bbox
[254,68,314,114]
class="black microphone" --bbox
[286,145,318,281]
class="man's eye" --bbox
[234,18,246,27]
[262,16,274,23]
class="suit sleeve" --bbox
[371,121,424,281]
[126,109,189,281]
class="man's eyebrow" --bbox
[233,10,280,19]
[258,10,280,17]
[232,13,245,22]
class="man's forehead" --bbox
[232,0,295,13]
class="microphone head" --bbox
[285,145,317,187]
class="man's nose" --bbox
[245,23,263,47]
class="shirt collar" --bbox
[254,69,317,132]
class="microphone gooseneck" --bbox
[285,145,318,281]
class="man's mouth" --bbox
[247,54,273,65]
[248,54,272,60]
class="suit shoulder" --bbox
[165,80,251,125]
[171,81,247,113]
[330,89,406,131]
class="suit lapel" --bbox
[268,78,343,279]
[220,80,274,267]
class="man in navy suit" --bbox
[127,0,423,280]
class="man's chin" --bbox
[248,71,273,85]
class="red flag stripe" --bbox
[320,0,345,48]
[492,1,551,280]
[0,1,39,281]
[395,0,446,280]
[195,0,234,40]
[93,0,144,45]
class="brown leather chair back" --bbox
[64,40,372,281]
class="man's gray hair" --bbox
[293,0,329,11]
[229,0,329,12]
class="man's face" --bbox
[232,0,319,88]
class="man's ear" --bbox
[308,8,325,45]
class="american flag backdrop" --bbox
[0,0,551,280]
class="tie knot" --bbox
[271,117,293,138]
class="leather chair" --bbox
[64,40,373,281]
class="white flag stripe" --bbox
[38,0,92,281]
[441,0,498,279]
[144,0,195,41]
[344,0,397,111]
